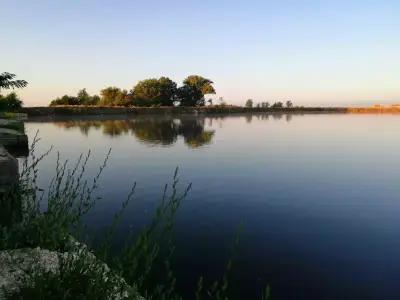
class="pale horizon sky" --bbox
[2,0,399,107]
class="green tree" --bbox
[271,101,283,108]
[177,75,215,106]
[132,77,177,107]
[88,95,101,106]
[0,92,23,111]
[50,95,78,106]
[76,88,99,105]
[286,100,293,108]
[77,88,90,104]
[0,73,27,110]
[0,72,28,92]
[99,87,128,106]
[261,102,270,108]
[49,89,99,106]
[157,77,178,106]
[245,99,253,108]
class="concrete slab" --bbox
[0,119,24,133]
[0,145,18,186]
[0,128,28,147]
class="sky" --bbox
[1,0,399,107]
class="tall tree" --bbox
[0,72,28,91]
[286,100,293,108]
[177,75,215,106]
[245,99,253,108]
[157,77,178,106]
[261,102,270,108]
[132,77,177,106]
[100,87,128,106]
[271,101,283,108]
[76,88,91,105]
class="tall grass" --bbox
[0,135,270,299]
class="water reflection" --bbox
[24,113,400,300]
[49,113,295,146]
[242,113,294,123]
[54,117,215,148]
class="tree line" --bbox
[245,99,293,109]
[49,75,216,107]
[1,72,298,110]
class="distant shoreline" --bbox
[19,105,400,117]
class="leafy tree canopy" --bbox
[286,101,293,108]
[100,87,129,106]
[245,99,253,108]
[50,95,79,106]
[261,102,269,108]
[178,75,215,107]
[76,88,90,105]
[132,77,177,106]
[271,101,283,108]
[49,89,100,106]
[47,75,216,107]
[0,72,28,91]
[0,92,23,111]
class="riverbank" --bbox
[347,106,400,113]
[21,106,348,117]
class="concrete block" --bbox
[0,145,18,186]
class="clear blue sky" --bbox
[2,0,399,106]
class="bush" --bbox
[49,89,100,106]
[49,95,80,106]
[99,87,130,106]
[245,99,253,108]
[0,93,23,111]
[131,77,177,107]
[271,101,283,108]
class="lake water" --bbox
[24,113,400,299]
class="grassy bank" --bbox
[21,105,348,117]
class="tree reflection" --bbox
[178,119,214,148]
[131,119,178,145]
[55,117,215,148]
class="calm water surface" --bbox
[24,113,400,299]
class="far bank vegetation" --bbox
[50,75,216,108]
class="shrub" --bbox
[49,89,100,106]
[271,101,283,108]
[99,87,130,106]
[0,93,23,111]
[131,77,177,107]
[245,99,253,108]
